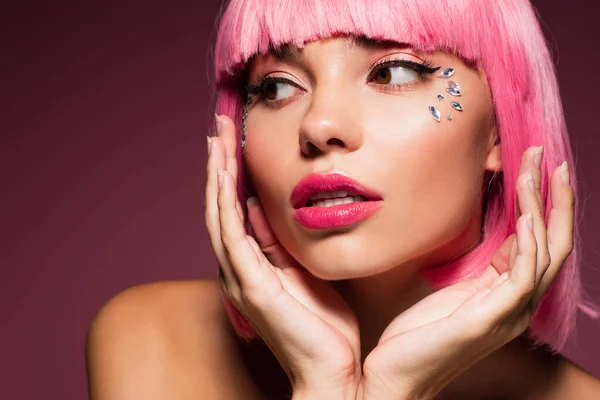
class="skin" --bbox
[242,36,500,360]
[85,35,600,399]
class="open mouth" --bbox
[306,191,368,207]
[291,173,382,210]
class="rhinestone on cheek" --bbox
[445,87,462,97]
[451,101,464,111]
[439,68,455,78]
[429,106,441,122]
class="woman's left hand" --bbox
[357,146,574,400]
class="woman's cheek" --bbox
[376,122,484,247]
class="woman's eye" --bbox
[372,66,420,85]
[263,80,297,101]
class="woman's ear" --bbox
[485,143,503,172]
[485,128,502,172]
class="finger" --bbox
[480,213,537,321]
[217,114,245,223]
[535,161,574,302]
[509,234,518,271]
[515,148,550,287]
[218,169,278,293]
[217,115,241,190]
[515,146,543,219]
[531,146,544,209]
[507,213,537,308]
[205,135,239,285]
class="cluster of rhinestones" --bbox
[429,68,464,122]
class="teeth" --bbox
[309,190,349,201]
[310,196,366,207]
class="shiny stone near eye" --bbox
[445,87,462,97]
[439,68,455,78]
[429,106,441,122]
[446,81,462,96]
[451,101,463,111]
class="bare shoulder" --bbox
[511,340,600,400]
[541,358,600,400]
[86,280,263,400]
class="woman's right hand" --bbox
[204,114,361,399]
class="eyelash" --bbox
[245,58,441,106]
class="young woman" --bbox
[86,0,600,398]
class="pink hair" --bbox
[210,0,595,352]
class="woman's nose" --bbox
[298,86,363,157]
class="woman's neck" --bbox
[332,266,435,361]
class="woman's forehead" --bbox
[248,35,418,68]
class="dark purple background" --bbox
[1,1,599,398]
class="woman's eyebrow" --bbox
[270,37,410,62]
[350,37,411,51]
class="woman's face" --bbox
[243,36,501,280]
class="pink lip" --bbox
[290,173,383,230]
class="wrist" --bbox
[292,381,359,400]
[357,373,436,400]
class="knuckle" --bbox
[540,253,551,270]
[465,317,493,340]
[518,278,536,297]
[204,214,214,232]
[240,276,276,310]
[564,240,574,256]
[565,191,576,208]
[221,282,242,305]
[525,245,538,260]
[515,289,534,309]
[204,209,218,231]
[220,229,239,247]
[239,287,265,309]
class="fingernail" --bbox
[207,136,212,156]
[526,212,533,231]
[246,196,257,209]
[526,171,535,194]
[217,168,224,188]
[560,161,570,186]
[215,114,222,136]
[533,146,544,169]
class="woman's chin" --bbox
[300,259,400,281]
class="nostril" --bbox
[302,141,320,157]
[326,138,344,147]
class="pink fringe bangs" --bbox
[211,0,593,352]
